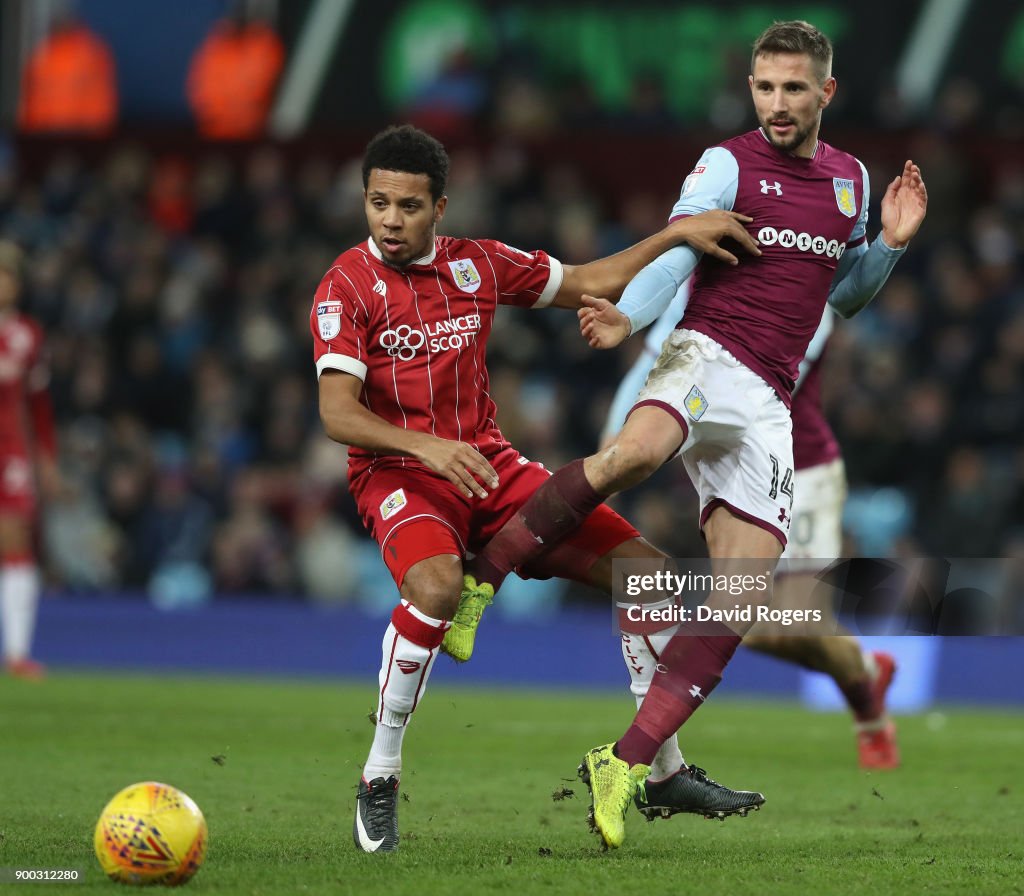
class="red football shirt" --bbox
[310,236,563,480]
[0,311,55,460]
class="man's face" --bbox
[749,52,835,157]
[365,169,445,268]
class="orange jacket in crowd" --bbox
[187,20,285,140]
[18,22,117,135]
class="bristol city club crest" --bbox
[448,259,482,293]
[833,178,857,218]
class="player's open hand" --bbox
[414,435,499,499]
[880,160,927,248]
[672,209,761,265]
[578,294,631,349]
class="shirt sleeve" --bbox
[486,241,564,309]
[669,146,739,219]
[844,159,871,250]
[310,266,372,381]
[617,147,737,334]
[793,308,835,395]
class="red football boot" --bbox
[855,651,900,770]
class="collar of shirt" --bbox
[366,237,437,267]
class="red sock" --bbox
[616,621,742,767]
[469,458,605,590]
[839,677,876,722]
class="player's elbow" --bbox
[319,408,351,446]
[827,296,859,320]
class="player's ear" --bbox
[820,76,837,108]
[434,195,447,223]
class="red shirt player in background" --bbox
[312,125,761,853]
[0,241,59,680]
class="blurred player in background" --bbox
[310,125,761,853]
[0,242,59,680]
[459,20,926,847]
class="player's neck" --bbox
[367,235,438,269]
[758,127,821,160]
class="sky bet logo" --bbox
[378,313,482,360]
[757,226,846,259]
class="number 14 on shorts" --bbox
[770,454,790,503]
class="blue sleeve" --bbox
[826,238,905,318]
[827,159,906,318]
[617,148,738,335]
[793,308,835,395]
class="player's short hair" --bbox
[362,125,450,203]
[751,20,833,83]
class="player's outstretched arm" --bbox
[828,161,927,319]
[879,160,928,248]
[319,371,499,499]
[551,209,758,309]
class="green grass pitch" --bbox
[1,671,1021,895]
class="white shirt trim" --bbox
[531,257,564,308]
[317,353,368,380]
[366,237,437,266]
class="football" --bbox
[93,782,207,886]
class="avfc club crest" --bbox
[833,178,857,218]
[448,258,482,293]
[684,385,708,421]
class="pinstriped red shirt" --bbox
[311,236,563,480]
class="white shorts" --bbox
[780,458,847,569]
[634,329,793,548]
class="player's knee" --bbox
[592,440,665,491]
[402,568,463,621]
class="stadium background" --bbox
[1,0,1023,707]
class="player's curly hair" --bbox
[751,20,833,83]
[362,125,450,203]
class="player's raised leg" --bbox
[467,406,681,593]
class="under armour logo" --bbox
[778,508,791,524]
[689,684,705,701]
[593,756,611,770]
[760,180,783,195]
[396,660,421,674]
[373,279,387,296]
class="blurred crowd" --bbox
[0,116,1021,604]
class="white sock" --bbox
[621,626,685,780]
[1,563,39,662]
[363,602,449,781]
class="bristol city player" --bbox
[0,241,58,681]
[310,125,761,853]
